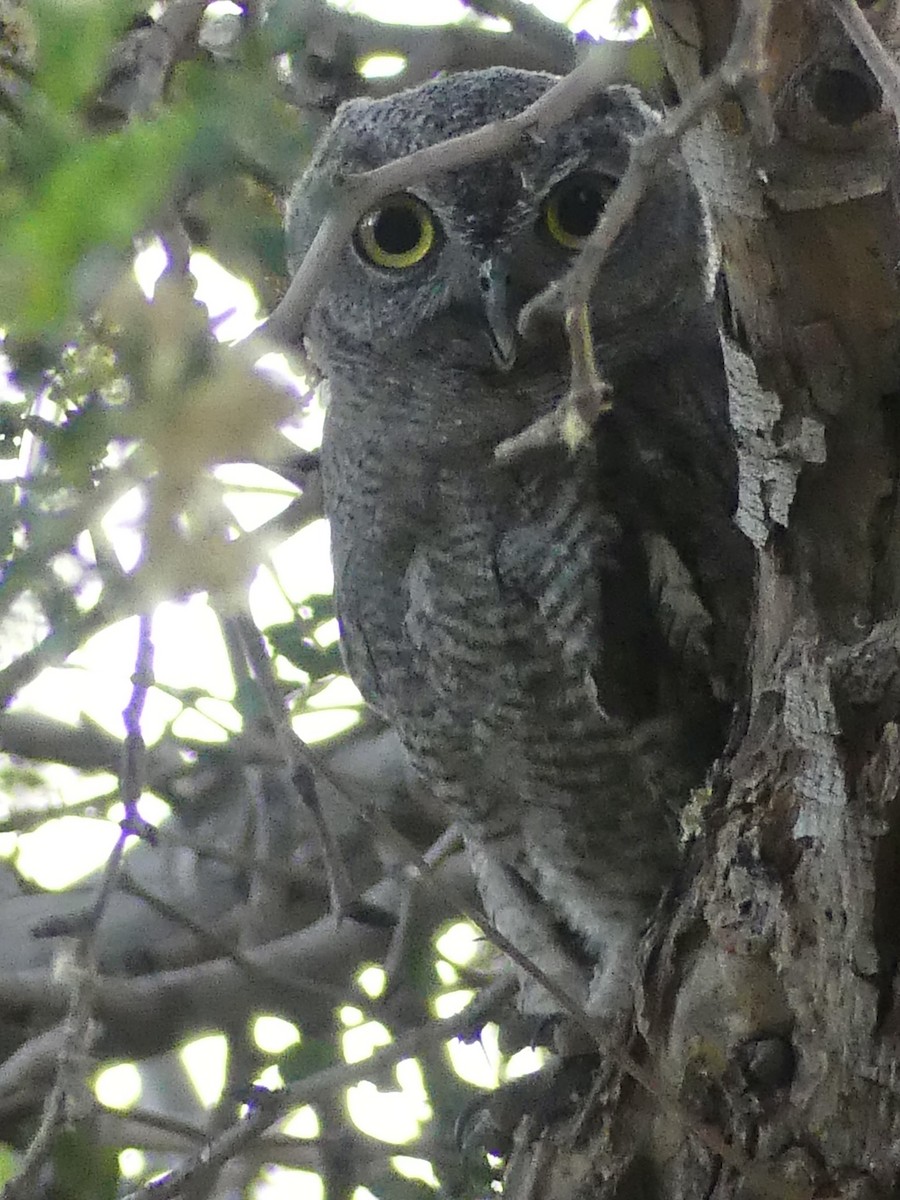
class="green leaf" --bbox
[172,56,310,190]
[279,1037,336,1085]
[47,399,114,482]
[624,32,664,93]
[30,0,128,111]
[184,174,289,308]
[366,1174,438,1200]
[267,617,343,681]
[0,111,194,332]
[52,1127,119,1200]
[297,594,335,624]
[0,1145,18,1187]
[0,409,22,458]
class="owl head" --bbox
[286,67,710,449]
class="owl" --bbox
[285,68,751,1029]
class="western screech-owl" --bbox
[286,67,750,1028]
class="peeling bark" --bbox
[501,4,900,1196]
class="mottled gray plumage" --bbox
[286,68,750,1024]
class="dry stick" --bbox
[96,1103,413,1169]
[494,302,612,462]
[383,825,463,985]
[118,870,351,1009]
[232,611,356,920]
[826,0,900,123]
[0,466,137,627]
[1,616,155,1200]
[120,979,514,1200]
[262,46,628,345]
[123,824,463,1013]
[499,0,774,461]
[233,620,603,1027]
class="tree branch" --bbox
[825,0,900,125]
[501,0,775,457]
[120,978,514,1200]
[2,618,155,1199]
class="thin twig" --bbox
[496,303,612,461]
[826,0,900,124]
[553,0,773,322]
[232,611,356,920]
[501,0,775,458]
[1,618,155,1200]
[210,615,784,1184]
[119,870,351,1009]
[120,979,514,1200]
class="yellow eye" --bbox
[542,173,613,250]
[354,195,437,269]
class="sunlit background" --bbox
[1,0,635,1194]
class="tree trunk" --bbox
[508,5,900,1196]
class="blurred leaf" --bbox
[0,111,194,332]
[280,1036,336,1085]
[31,0,131,111]
[109,277,294,471]
[610,0,647,34]
[46,338,122,410]
[185,174,288,308]
[52,1127,119,1200]
[46,398,113,484]
[0,407,22,458]
[0,1144,17,1186]
[624,30,663,92]
[366,1174,439,1200]
[0,484,18,561]
[3,331,66,389]
[173,55,310,190]
[0,760,51,792]
[267,620,343,680]
[298,594,335,624]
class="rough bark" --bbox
[505,5,900,1198]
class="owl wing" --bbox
[329,522,421,721]
[497,460,616,702]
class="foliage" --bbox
[0,2,614,1197]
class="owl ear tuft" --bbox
[593,85,658,142]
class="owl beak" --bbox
[479,259,517,372]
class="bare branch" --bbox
[826,0,900,124]
[0,854,477,1080]
[499,0,775,458]
[2,618,155,1198]
[120,979,514,1200]
[92,0,209,123]
[231,611,356,919]
[118,869,351,1011]
[278,0,574,117]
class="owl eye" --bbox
[541,173,614,250]
[354,194,437,269]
